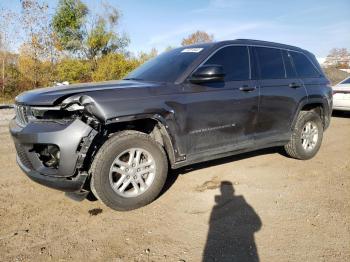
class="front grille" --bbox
[14,105,30,127]
[15,143,34,170]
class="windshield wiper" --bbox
[123,77,143,81]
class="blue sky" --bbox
[1,0,350,59]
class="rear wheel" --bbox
[284,111,323,160]
[90,131,168,211]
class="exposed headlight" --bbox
[61,96,86,111]
[64,103,84,111]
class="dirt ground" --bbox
[0,109,349,262]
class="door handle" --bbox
[239,86,257,92]
[289,82,301,88]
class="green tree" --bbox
[18,43,52,89]
[56,58,91,83]
[92,53,139,81]
[52,0,88,53]
[52,0,129,67]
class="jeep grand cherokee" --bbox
[10,39,333,211]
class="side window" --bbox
[255,47,285,79]
[290,52,320,78]
[204,46,250,81]
[282,51,296,78]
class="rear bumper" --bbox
[333,106,350,112]
[17,155,88,192]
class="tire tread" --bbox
[90,130,168,211]
[284,111,323,160]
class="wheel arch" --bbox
[103,113,180,167]
[292,98,330,130]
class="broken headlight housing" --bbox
[25,104,82,122]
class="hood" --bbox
[16,80,162,106]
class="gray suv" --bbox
[10,39,333,211]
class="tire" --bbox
[90,130,168,211]
[284,111,323,160]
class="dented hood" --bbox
[15,80,164,106]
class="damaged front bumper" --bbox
[9,118,96,193]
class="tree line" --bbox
[0,0,214,102]
[0,0,348,102]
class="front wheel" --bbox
[90,131,168,211]
[284,111,323,160]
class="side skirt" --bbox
[171,140,289,169]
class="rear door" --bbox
[289,50,327,102]
[184,45,259,155]
[254,47,307,143]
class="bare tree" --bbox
[324,48,350,69]
[0,8,18,93]
[19,0,60,88]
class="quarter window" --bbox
[204,46,250,81]
[256,47,285,79]
[290,52,320,78]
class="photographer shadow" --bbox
[203,181,262,262]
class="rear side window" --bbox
[204,46,250,81]
[290,52,320,78]
[255,47,285,79]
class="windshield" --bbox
[340,77,350,85]
[125,46,208,82]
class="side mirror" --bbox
[189,64,225,84]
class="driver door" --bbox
[183,45,259,155]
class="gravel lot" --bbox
[0,109,349,262]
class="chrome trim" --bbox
[31,106,61,111]
[14,105,30,127]
[247,46,252,80]
[14,105,62,126]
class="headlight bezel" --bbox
[15,97,87,125]
[26,104,81,122]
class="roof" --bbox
[185,39,305,53]
[217,39,305,52]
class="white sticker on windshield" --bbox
[181,48,203,53]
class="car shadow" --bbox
[203,181,261,262]
[159,146,282,197]
[332,110,350,118]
